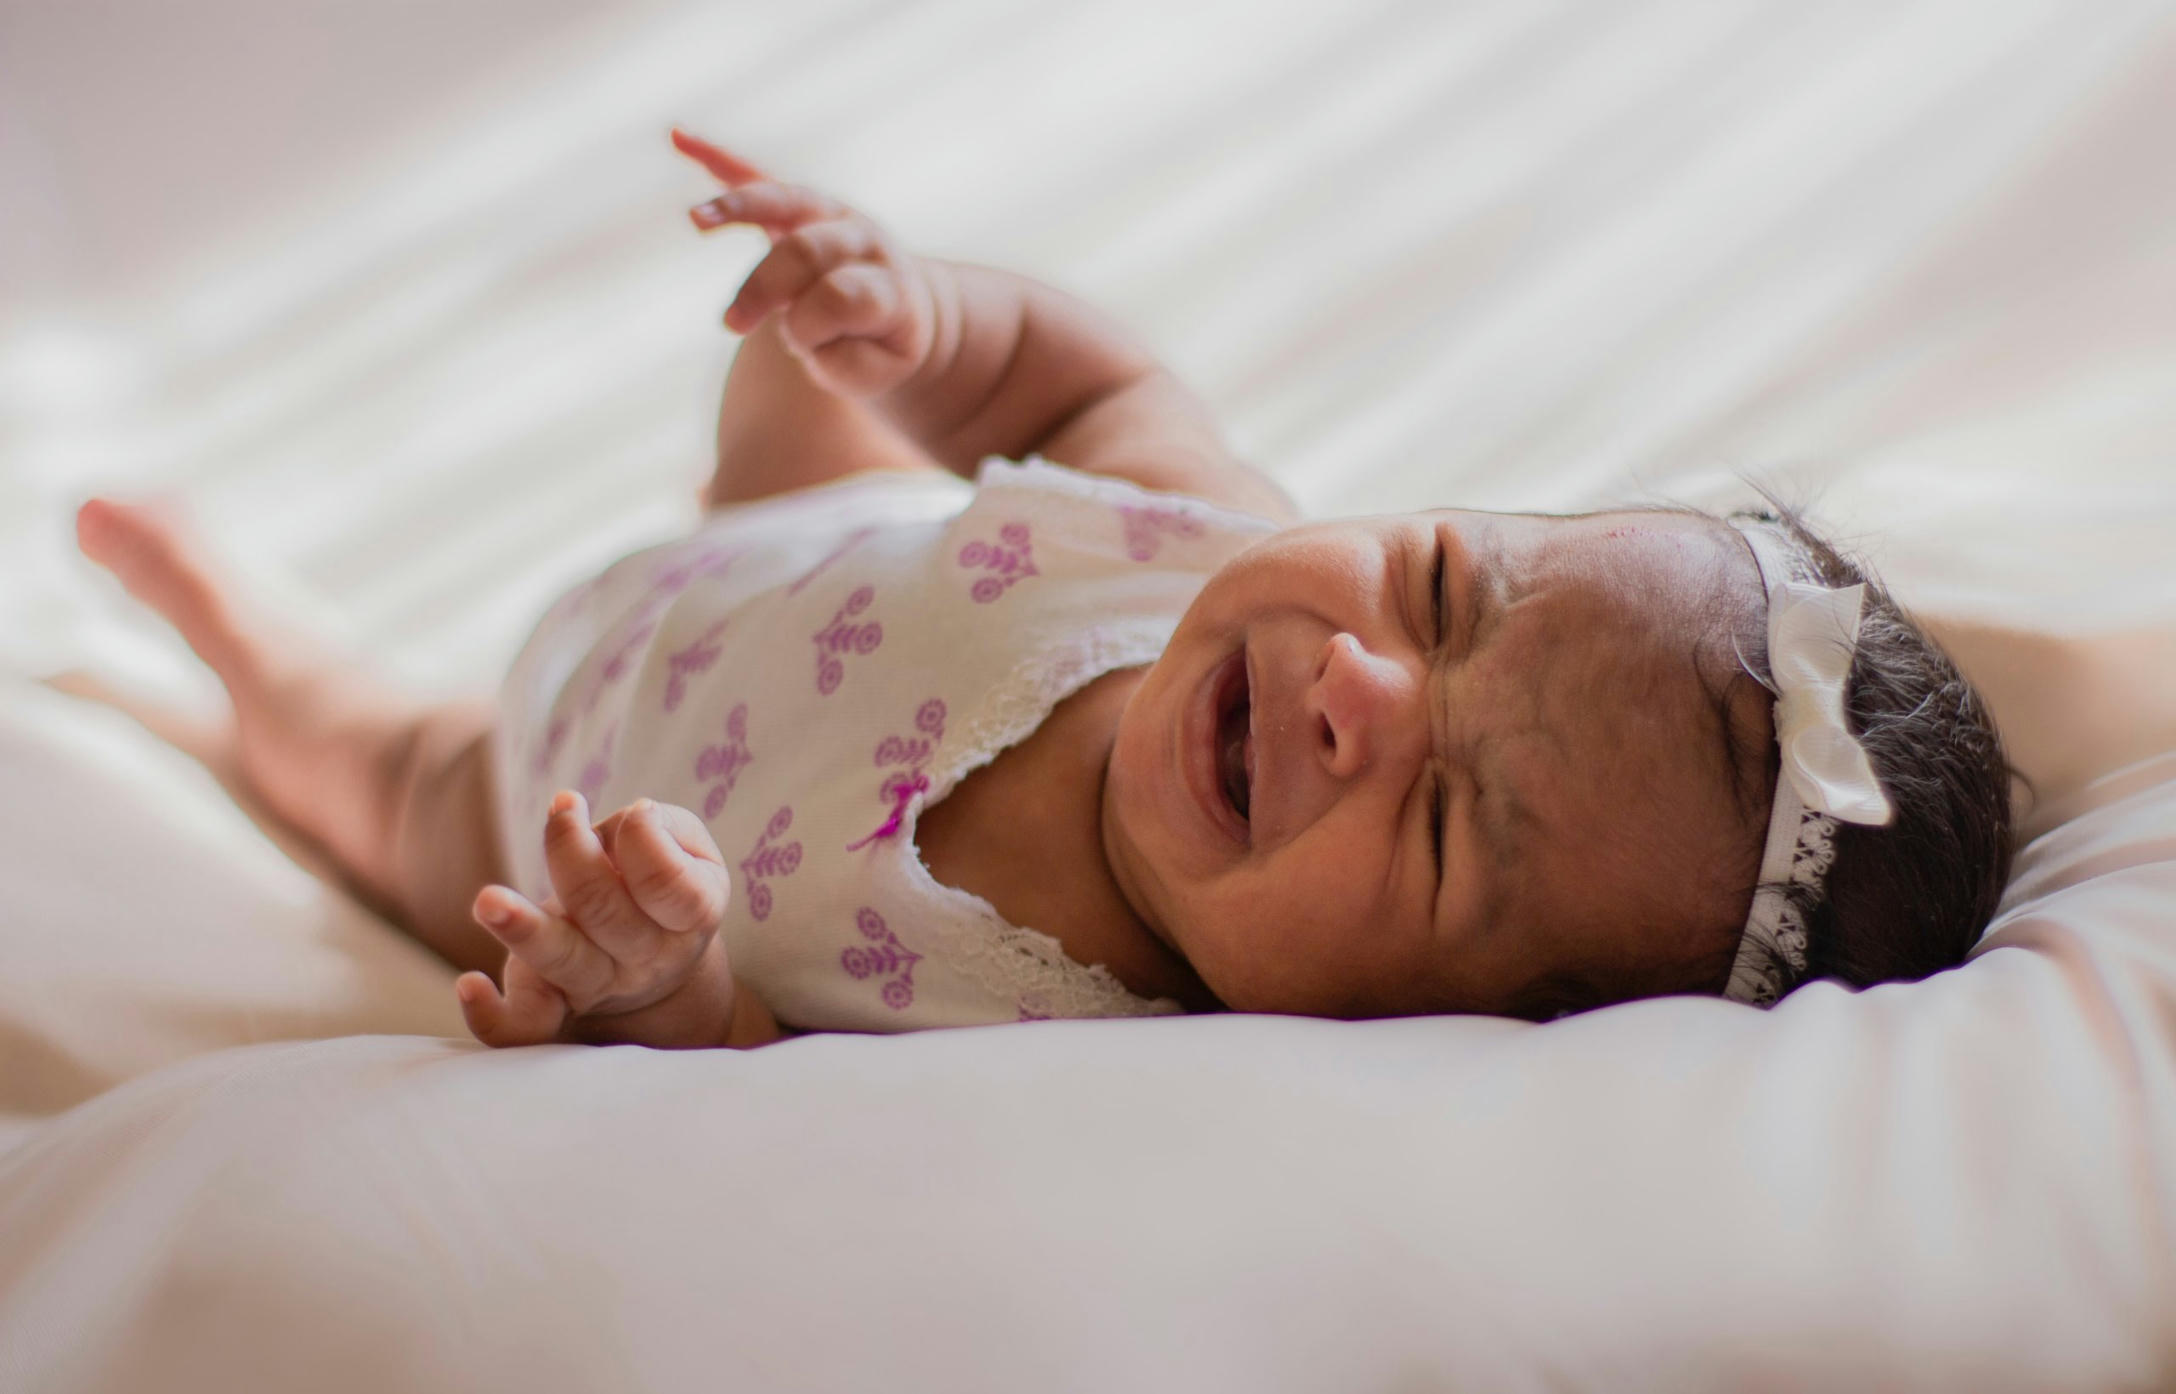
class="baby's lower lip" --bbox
[1189,647,1249,845]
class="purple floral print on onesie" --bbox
[694,703,753,819]
[532,715,570,779]
[845,697,947,852]
[662,617,730,713]
[576,543,741,717]
[739,806,801,921]
[811,585,883,694]
[583,602,661,714]
[648,543,738,597]
[1116,503,1204,561]
[575,723,616,805]
[840,906,921,1009]
[957,521,1038,603]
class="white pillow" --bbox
[1,712,2170,1391]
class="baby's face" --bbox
[1103,507,1775,1019]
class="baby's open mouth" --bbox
[1217,658,1252,822]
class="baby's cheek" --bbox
[1178,880,1345,1016]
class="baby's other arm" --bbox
[896,263,1300,522]
[675,131,1297,523]
[460,791,793,1050]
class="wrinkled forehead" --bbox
[1442,506,1774,924]
[1467,506,1759,739]
[1438,505,1751,611]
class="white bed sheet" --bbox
[4,0,2176,1389]
[1,719,2171,1391]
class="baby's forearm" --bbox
[879,262,1158,472]
[879,261,1294,518]
[705,264,1152,505]
[685,132,1291,516]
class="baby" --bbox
[75,130,2014,1050]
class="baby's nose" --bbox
[1305,633,1422,779]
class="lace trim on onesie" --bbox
[904,615,1185,1021]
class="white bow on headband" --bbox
[1765,579,1894,826]
[1724,520,1893,1006]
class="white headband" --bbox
[1724,519,1894,1006]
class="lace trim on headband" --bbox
[1727,807,1836,1005]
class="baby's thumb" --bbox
[623,801,732,934]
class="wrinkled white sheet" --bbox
[4,0,2175,1389]
[0,681,466,1117]
[1,747,2172,1392]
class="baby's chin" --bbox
[1184,955,1360,1019]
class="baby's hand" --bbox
[457,791,739,1049]
[672,127,935,399]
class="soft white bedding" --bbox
[4,0,2175,1388]
[2,681,2172,1390]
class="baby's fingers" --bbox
[788,263,907,347]
[670,128,771,186]
[690,180,848,239]
[456,965,568,1048]
[611,801,731,935]
[473,882,615,1008]
[723,218,884,334]
[542,790,656,961]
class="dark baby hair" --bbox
[1731,502,2015,997]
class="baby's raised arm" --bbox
[674,130,1298,523]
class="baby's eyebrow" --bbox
[1443,526,1527,909]
[1461,526,1502,655]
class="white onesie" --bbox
[493,458,1277,1033]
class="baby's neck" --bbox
[913,667,1217,1010]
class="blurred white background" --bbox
[5,0,2173,704]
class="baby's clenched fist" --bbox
[674,127,936,400]
[457,790,740,1049]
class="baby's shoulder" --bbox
[964,454,1285,548]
